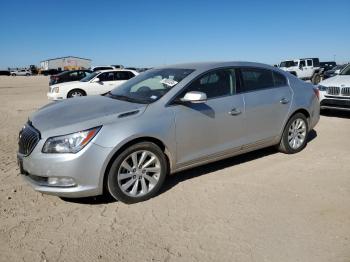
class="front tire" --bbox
[107,142,168,204]
[278,113,309,154]
[67,89,85,98]
[312,74,321,84]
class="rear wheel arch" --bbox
[279,108,310,140]
[102,137,172,195]
[278,112,309,154]
[291,108,310,123]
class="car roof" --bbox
[156,61,277,71]
[57,69,91,75]
[96,69,139,74]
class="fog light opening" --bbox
[47,177,76,187]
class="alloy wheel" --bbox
[117,150,161,197]
[288,118,307,149]
[71,91,83,97]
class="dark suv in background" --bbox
[49,70,92,86]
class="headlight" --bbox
[42,126,101,153]
[317,85,327,91]
[52,87,59,93]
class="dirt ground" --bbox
[0,76,349,262]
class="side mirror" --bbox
[180,91,207,103]
[91,77,100,83]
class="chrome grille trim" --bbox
[326,86,340,96]
[341,87,350,96]
[18,123,41,156]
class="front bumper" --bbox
[17,140,113,198]
[320,95,350,111]
[47,92,64,100]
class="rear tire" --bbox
[107,142,167,204]
[11,73,16,76]
[67,89,85,98]
[278,113,309,154]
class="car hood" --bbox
[51,80,82,88]
[30,95,147,136]
[280,67,295,71]
[320,75,350,86]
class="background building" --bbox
[40,56,91,71]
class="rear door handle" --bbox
[228,108,241,116]
[280,98,290,104]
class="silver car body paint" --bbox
[18,62,320,197]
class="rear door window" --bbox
[240,68,274,92]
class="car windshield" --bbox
[339,65,350,75]
[108,68,194,104]
[56,71,70,76]
[280,61,296,68]
[331,65,342,71]
[80,71,99,82]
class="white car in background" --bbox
[318,64,350,111]
[11,69,32,76]
[47,69,138,100]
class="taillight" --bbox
[313,87,320,99]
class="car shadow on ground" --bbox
[161,129,317,195]
[321,109,350,119]
[61,130,317,205]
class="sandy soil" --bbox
[0,76,349,262]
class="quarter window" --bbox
[181,69,236,99]
[273,71,287,87]
[241,68,274,91]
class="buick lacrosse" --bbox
[17,62,320,203]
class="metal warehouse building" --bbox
[40,56,91,71]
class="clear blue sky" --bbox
[0,0,349,68]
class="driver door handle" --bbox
[228,108,241,116]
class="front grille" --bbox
[18,123,41,156]
[341,87,350,96]
[326,86,340,95]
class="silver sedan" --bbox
[17,62,320,203]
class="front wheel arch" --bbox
[67,89,86,98]
[102,137,171,195]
